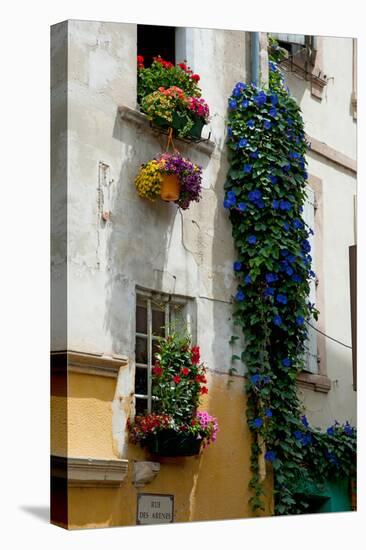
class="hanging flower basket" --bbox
[134,151,203,210]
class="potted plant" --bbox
[137,55,210,140]
[128,332,219,457]
[134,152,203,209]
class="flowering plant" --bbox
[137,55,210,139]
[128,330,218,451]
[135,152,203,210]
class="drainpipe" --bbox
[251,32,260,86]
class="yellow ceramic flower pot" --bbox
[160,174,180,202]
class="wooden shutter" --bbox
[349,245,357,390]
[302,186,318,374]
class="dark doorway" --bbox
[137,25,176,67]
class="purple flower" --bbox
[247,235,257,245]
[273,315,282,326]
[157,152,202,210]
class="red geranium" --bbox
[137,55,145,69]
[173,375,181,384]
[195,374,207,384]
[178,62,187,70]
[191,73,200,82]
[191,345,200,365]
[152,364,163,376]
[182,367,190,376]
[200,386,208,395]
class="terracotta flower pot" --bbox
[160,174,180,202]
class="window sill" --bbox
[118,105,216,157]
[51,350,128,378]
[297,372,331,393]
[51,455,129,488]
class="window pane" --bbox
[135,366,148,395]
[152,308,165,337]
[135,336,148,364]
[135,397,148,416]
[136,305,147,334]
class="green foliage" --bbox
[224,46,356,515]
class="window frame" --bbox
[134,287,194,414]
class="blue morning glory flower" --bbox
[293,219,303,229]
[285,266,294,276]
[280,200,292,211]
[253,91,267,106]
[300,415,309,427]
[327,426,335,437]
[296,316,305,326]
[252,418,263,429]
[266,273,278,283]
[344,422,353,436]
[289,151,300,160]
[302,239,311,253]
[263,376,270,384]
[223,199,232,209]
[248,189,261,202]
[269,61,277,72]
[301,433,312,446]
[243,164,253,173]
[270,93,278,105]
[294,430,302,440]
[268,174,277,185]
[247,235,257,245]
[238,202,247,212]
[276,294,288,305]
[265,409,273,418]
[239,138,249,148]
[269,106,277,117]
[282,164,291,173]
[263,119,271,130]
[309,270,316,278]
[282,357,291,367]
[264,287,275,297]
[287,254,296,264]
[244,274,252,284]
[250,150,259,159]
[229,99,237,109]
[250,374,261,385]
[236,290,245,301]
[287,117,293,126]
[256,199,265,209]
[272,199,280,210]
[283,221,290,231]
[280,249,289,257]
[264,450,276,462]
[227,127,233,137]
[227,190,236,200]
[273,315,282,326]
[233,261,242,272]
[247,119,255,129]
[241,99,249,108]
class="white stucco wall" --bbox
[283,37,357,428]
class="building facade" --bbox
[51,20,356,528]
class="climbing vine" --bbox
[224,40,356,515]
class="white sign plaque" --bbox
[137,493,174,525]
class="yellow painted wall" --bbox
[51,371,273,528]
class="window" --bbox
[134,289,194,415]
[271,33,309,58]
[137,24,176,67]
[302,185,318,374]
